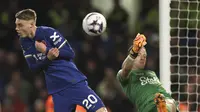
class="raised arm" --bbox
[120,55,135,78]
[120,33,147,79]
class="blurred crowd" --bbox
[0,0,198,112]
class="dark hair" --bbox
[15,9,37,21]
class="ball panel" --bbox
[82,12,107,36]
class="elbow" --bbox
[121,68,131,78]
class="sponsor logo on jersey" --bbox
[139,76,160,85]
[50,32,62,45]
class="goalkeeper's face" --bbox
[15,18,34,38]
[133,47,147,69]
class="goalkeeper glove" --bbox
[154,93,168,112]
[129,33,147,58]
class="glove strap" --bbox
[129,49,138,59]
[128,45,138,59]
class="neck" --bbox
[28,26,37,38]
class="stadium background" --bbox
[0,0,176,111]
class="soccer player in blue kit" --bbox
[15,9,107,112]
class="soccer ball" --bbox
[82,12,107,36]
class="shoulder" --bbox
[116,70,128,81]
[35,26,59,39]
[116,69,122,76]
[37,26,56,32]
[116,70,129,86]
[38,26,55,30]
[116,70,124,78]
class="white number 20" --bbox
[82,94,98,109]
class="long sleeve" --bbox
[58,48,75,60]
[20,36,52,73]
[25,56,52,72]
[45,29,75,60]
[45,40,75,61]
[35,27,75,60]
[57,40,75,60]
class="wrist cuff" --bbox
[129,50,138,59]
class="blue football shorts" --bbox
[52,80,105,112]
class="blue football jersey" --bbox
[20,26,87,94]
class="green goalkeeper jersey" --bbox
[117,69,173,112]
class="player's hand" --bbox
[132,33,147,53]
[35,41,46,54]
[47,48,59,60]
[154,93,167,112]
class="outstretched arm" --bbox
[120,55,135,78]
[119,33,147,79]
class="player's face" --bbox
[134,47,147,69]
[15,18,33,38]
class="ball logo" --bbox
[88,19,103,34]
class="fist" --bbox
[47,48,59,60]
[132,33,147,53]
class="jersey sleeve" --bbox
[43,28,75,60]
[116,70,129,86]
[23,50,52,73]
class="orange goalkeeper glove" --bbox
[132,33,147,53]
[129,33,147,58]
[154,93,168,112]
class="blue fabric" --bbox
[52,80,105,112]
[19,26,87,94]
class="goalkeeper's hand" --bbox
[132,33,147,53]
[129,33,147,58]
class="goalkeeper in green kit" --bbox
[116,34,179,112]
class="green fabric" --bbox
[117,69,174,112]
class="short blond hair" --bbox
[15,9,37,21]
